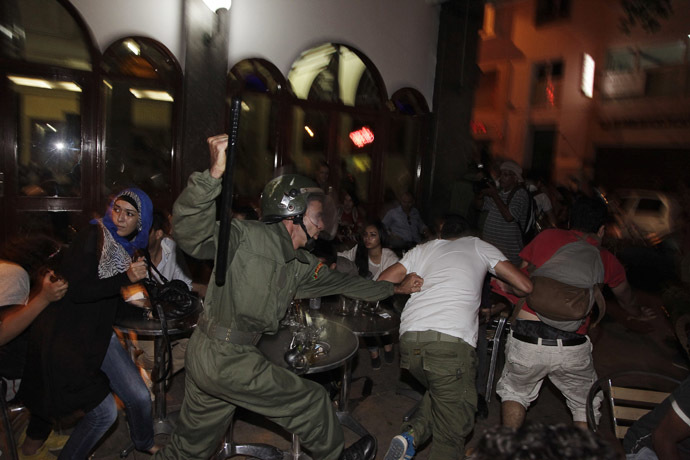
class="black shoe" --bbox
[341,434,377,460]
[371,355,382,370]
[384,348,395,364]
[476,395,489,420]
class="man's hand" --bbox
[627,305,657,322]
[208,134,229,179]
[395,273,423,295]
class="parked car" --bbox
[605,189,680,246]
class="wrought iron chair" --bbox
[586,370,681,440]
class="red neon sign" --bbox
[470,121,487,134]
[349,126,374,148]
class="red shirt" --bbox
[493,228,626,334]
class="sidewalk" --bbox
[84,293,687,459]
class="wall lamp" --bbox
[202,0,231,13]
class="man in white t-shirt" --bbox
[378,215,532,460]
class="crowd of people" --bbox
[1,142,687,460]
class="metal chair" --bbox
[586,370,681,440]
[484,312,509,403]
[0,380,21,460]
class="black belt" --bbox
[512,332,587,347]
[197,315,261,345]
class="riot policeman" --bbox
[155,134,423,460]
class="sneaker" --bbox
[384,348,395,364]
[371,355,382,370]
[18,443,57,460]
[383,432,415,460]
[341,434,376,460]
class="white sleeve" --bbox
[0,263,30,306]
[474,238,508,275]
[400,245,421,273]
[336,245,358,262]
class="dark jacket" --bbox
[20,224,131,418]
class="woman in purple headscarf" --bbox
[20,188,159,458]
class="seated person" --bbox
[336,189,366,248]
[338,220,399,369]
[131,211,207,377]
[0,235,69,458]
[624,376,690,460]
[382,192,430,251]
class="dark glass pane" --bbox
[0,0,91,71]
[9,74,83,197]
[102,38,179,208]
[101,38,178,83]
[230,58,286,94]
[290,106,329,182]
[391,88,430,116]
[232,93,278,205]
[336,114,376,204]
[16,210,86,244]
[385,116,422,204]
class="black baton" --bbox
[215,97,241,286]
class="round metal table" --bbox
[315,298,400,337]
[310,298,401,438]
[114,300,201,441]
[214,318,359,460]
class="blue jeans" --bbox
[61,332,155,457]
[101,332,155,450]
[58,393,117,459]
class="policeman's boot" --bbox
[340,434,376,460]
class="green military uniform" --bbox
[156,170,394,460]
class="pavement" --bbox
[8,288,688,460]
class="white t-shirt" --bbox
[398,237,506,347]
[151,237,193,290]
[0,262,30,308]
[337,246,399,280]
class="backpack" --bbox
[512,235,606,332]
[507,186,537,245]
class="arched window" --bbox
[0,0,98,242]
[288,43,386,108]
[287,43,388,212]
[101,37,182,212]
[227,58,286,208]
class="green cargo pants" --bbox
[399,331,477,460]
[155,329,344,460]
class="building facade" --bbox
[472,0,690,191]
[1,0,484,241]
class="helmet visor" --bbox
[304,190,337,241]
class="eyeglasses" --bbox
[306,214,323,229]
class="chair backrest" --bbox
[0,380,19,460]
[586,370,680,440]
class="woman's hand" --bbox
[37,271,68,302]
[127,260,148,283]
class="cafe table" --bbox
[214,317,358,460]
[312,296,401,435]
[113,300,202,456]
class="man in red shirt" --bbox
[495,196,652,429]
